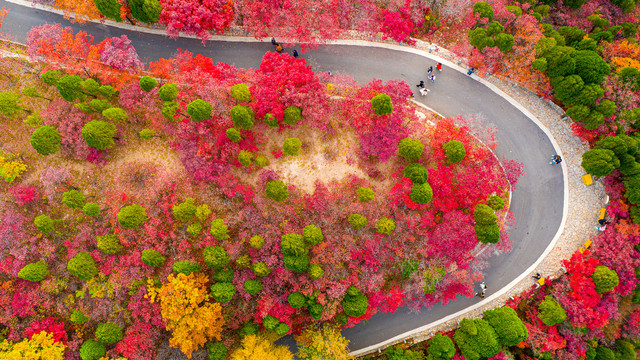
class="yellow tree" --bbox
[295,324,352,360]
[0,331,66,359]
[53,0,100,23]
[148,273,225,359]
[230,335,294,360]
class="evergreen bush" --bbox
[82,120,116,150]
[265,180,289,202]
[538,295,567,326]
[158,83,178,101]
[96,234,123,254]
[249,235,265,249]
[410,183,433,204]
[288,292,307,308]
[141,249,166,267]
[231,83,251,102]
[67,252,97,281]
[79,340,106,360]
[139,76,157,92]
[83,202,101,217]
[376,217,396,235]
[172,260,202,275]
[244,279,263,295]
[403,163,429,184]
[342,286,368,317]
[187,99,212,122]
[172,198,196,222]
[117,204,148,229]
[62,190,85,209]
[356,187,375,202]
[210,218,230,240]
[34,214,55,233]
[283,106,302,125]
[443,140,466,163]
[210,282,236,303]
[95,322,123,344]
[303,224,323,245]
[30,125,61,155]
[18,261,49,282]
[371,93,393,115]
[203,246,230,269]
[592,265,619,294]
[252,262,271,277]
[398,137,425,162]
[283,138,302,156]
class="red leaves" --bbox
[23,317,68,344]
[9,186,39,207]
[380,4,416,44]
[159,0,233,40]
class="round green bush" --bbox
[139,129,156,140]
[158,83,178,101]
[172,198,196,222]
[207,341,229,360]
[336,313,348,325]
[473,1,494,20]
[309,303,323,319]
[187,223,202,236]
[231,83,251,102]
[196,204,212,221]
[96,234,123,255]
[342,286,368,317]
[303,224,323,245]
[252,262,271,277]
[210,218,230,240]
[410,183,433,204]
[348,213,368,230]
[18,261,49,282]
[264,113,278,127]
[82,120,116,150]
[187,99,213,122]
[62,190,85,209]
[162,101,178,121]
[139,76,157,92]
[595,347,615,360]
[94,0,121,21]
[275,322,290,335]
[31,125,61,155]
[83,202,101,217]
[282,137,304,156]
[102,107,127,121]
[236,255,251,268]
[356,187,375,202]
[398,137,425,162]
[453,318,501,360]
[213,268,234,283]
[283,106,302,125]
[255,155,269,167]
[70,309,88,324]
[288,292,307,308]
[265,180,289,202]
[244,279,263,295]
[34,215,55,233]
[67,252,97,281]
[95,322,123,344]
[117,204,148,229]
[80,340,106,360]
[284,254,310,273]
[376,217,396,235]
[249,235,265,249]
[487,195,505,211]
[281,233,307,256]
[483,306,528,346]
[142,0,161,23]
[99,85,116,99]
[443,140,466,163]
[592,265,619,294]
[141,249,166,267]
[226,128,241,142]
[263,315,279,331]
[475,223,501,244]
[582,148,619,177]
[240,322,258,337]
[230,105,255,130]
[42,70,62,86]
[474,204,497,225]
[403,163,429,184]
[238,150,253,166]
[56,74,84,102]
[308,264,324,279]
[210,282,236,303]
[371,93,393,115]
[204,246,230,269]
[172,260,202,275]
[427,333,456,360]
[538,295,567,326]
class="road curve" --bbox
[0,2,566,353]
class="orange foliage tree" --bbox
[53,0,100,23]
[147,273,225,359]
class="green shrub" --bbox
[453,318,500,360]
[443,140,466,163]
[244,279,263,295]
[83,202,101,217]
[410,183,433,204]
[230,105,255,129]
[238,150,253,166]
[187,99,212,122]
[18,261,49,282]
[226,128,241,142]
[615,339,636,360]
[371,93,393,115]
[357,187,375,202]
[630,205,640,225]
[308,264,324,279]
[255,155,269,167]
[173,198,196,222]
[281,233,307,256]
[94,0,121,20]
[203,246,229,269]
[42,70,62,86]
[231,83,251,102]
[283,106,302,125]
[67,252,98,281]
[210,282,236,303]
[581,148,620,177]
[207,341,229,360]
[139,76,157,92]
[348,213,368,230]
[487,195,505,211]
[384,347,426,360]
[56,74,84,102]
[141,249,166,267]
[142,0,161,23]
[162,101,178,121]
[252,262,271,277]
[102,107,127,121]
[398,137,425,162]
[376,217,396,235]
[264,113,278,127]
[483,306,528,346]
[62,190,85,209]
[70,309,88,324]
[288,292,307,308]
[117,204,148,229]
[469,28,495,52]
[283,137,302,156]
[80,340,106,360]
[158,83,178,101]
[236,255,251,268]
[403,163,429,184]
[210,218,230,240]
[249,235,265,249]
[240,322,258,337]
[99,85,116,99]
[538,295,567,326]
[95,322,123,344]
[283,254,310,272]
[275,322,290,335]
[427,333,455,360]
[495,33,515,53]
[595,347,615,360]
[96,234,123,255]
[475,223,501,244]
[82,120,116,150]
[342,286,368,317]
[31,125,61,155]
[139,129,156,140]
[263,315,279,331]
[196,204,212,221]
[34,215,55,233]
[172,260,202,275]
[213,268,234,283]
[336,313,348,325]
[187,223,202,236]
[303,224,323,245]
[474,204,497,225]
[473,1,494,20]
[265,180,289,202]
[592,265,619,294]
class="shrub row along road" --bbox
[0,1,565,353]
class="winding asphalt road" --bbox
[0,2,565,354]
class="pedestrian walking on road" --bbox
[276,44,283,53]
[467,67,475,75]
[416,80,425,88]
[427,66,433,74]
[436,62,442,71]
[549,155,562,165]
[428,75,436,83]
[271,37,278,45]
[475,290,485,299]
[419,88,430,96]
[532,273,542,280]
[292,49,299,58]
[480,282,487,290]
